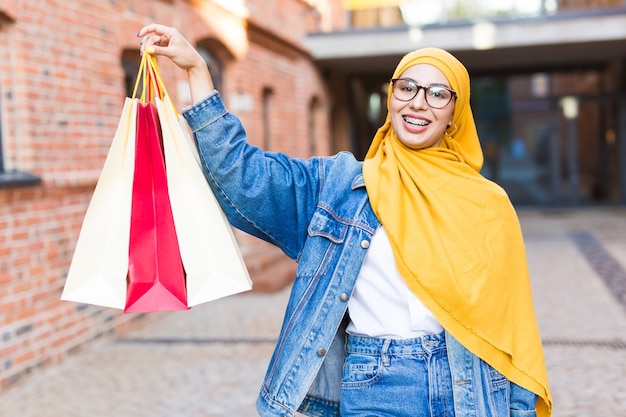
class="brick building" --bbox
[0,0,344,389]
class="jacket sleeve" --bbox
[182,92,321,260]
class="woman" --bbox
[138,24,551,417]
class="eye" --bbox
[428,87,450,99]
[400,82,417,93]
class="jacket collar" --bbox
[351,173,365,190]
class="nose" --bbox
[409,87,428,109]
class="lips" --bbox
[403,115,430,127]
[403,115,430,126]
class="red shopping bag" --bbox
[125,100,188,313]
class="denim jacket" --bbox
[183,92,537,417]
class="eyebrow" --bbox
[429,83,452,89]
[401,78,452,89]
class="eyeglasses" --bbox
[390,78,456,109]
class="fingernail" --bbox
[147,46,156,54]
[136,31,141,37]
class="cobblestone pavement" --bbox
[1,208,626,417]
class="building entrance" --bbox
[474,70,626,207]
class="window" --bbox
[196,38,232,102]
[262,88,274,150]
[0,75,5,175]
[197,46,224,93]
[121,49,142,99]
[308,96,321,155]
[198,46,222,91]
[0,15,40,187]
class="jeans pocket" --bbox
[341,353,382,389]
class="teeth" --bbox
[403,116,429,126]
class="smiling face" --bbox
[389,64,456,150]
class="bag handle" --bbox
[130,53,178,117]
[131,52,162,102]
[131,52,148,101]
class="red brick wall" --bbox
[0,0,337,389]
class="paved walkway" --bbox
[1,208,626,417]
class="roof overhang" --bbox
[304,10,626,76]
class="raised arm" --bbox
[135,24,326,260]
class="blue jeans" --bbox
[340,332,455,417]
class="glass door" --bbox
[474,70,625,207]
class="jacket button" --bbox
[361,240,370,249]
[317,348,327,357]
[339,293,349,302]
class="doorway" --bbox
[474,71,625,207]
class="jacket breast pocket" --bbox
[298,208,348,279]
[483,363,511,417]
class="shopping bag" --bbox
[126,52,250,311]
[144,54,251,305]
[61,99,137,309]
[124,100,188,313]
[62,51,251,312]
[156,96,252,306]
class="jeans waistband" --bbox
[346,332,446,355]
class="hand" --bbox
[138,24,203,70]
[138,24,214,101]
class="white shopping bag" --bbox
[61,99,137,309]
[157,96,252,306]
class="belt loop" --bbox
[381,339,391,367]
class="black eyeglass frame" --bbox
[390,78,457,109]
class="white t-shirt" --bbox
[346,227,443,339]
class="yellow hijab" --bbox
[363,48,552,416]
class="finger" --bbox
[139,33,168,56]
[138,34,153,55]
[137,23,173,39]
[140,34,159,48]
[140,35,169,57]
[144,45,160,56]
[137,23,161,38]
